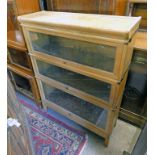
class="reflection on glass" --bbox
[8,48,30,69]
[9,71,33,98]
[30,31,116,72]
[37,60,111,102]
[43,82,108,129]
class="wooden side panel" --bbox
[99,0,116,14]
[7,76,32,155]
[7,0,26,49]
[7,7,15,32]
[132,3,147,29]
[115,0,128,15]
[47,0,101,13]
[133,31,147,51]
[126,1,147,30]
[8,134,25,155]
[16,0,40,15]
[7,0,40,49]
[46,0,127,15]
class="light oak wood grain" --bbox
[133,31,147,50]
[19,11,140,146]
[18,11,141,43]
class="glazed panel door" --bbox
[29,31,116,73]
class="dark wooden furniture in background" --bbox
[7,76,32,155]
[7,47,32,71]
[7,0,42,106]
[7,0,40,49]
[119,0,147,128]
[8,64,41,104]
[46,0,128,15]
[119,31,147,128]
[126,0,147,31]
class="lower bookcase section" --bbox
[42,81,108,130]
[37,79,118,146]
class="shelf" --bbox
[7,64,41,106]
[119,108,146,128]
[8,47,32,70]
[7,30,27,51]
[129,0,146,3]
[7,63,33,78]
[42,81,108,130]
[129,48,147,74]
[121,97,146,117]
[133,32,147,51]
[8,70,33,99]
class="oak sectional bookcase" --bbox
[18,11,140,146]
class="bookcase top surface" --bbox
[18,11,141,43]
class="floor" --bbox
[17,93,141,155]
[81,120,141,155]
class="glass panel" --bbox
[8,48,30,69]
[121,50,147,117]
[37,60,111,102]
[30,31,116,72]
[9,71,33,98]
[42,82,108,130]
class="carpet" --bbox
[19,99,87,155]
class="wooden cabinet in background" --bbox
[121,0,147,127]
[120,49,147,127]
[8,64,41,106]
[7,0,41,106]
[46,0,128,15]
[126,0,147,31]
[8,47,32,71]
[119,31,147,128]
[7,0,40,50]
[7,0,26,50]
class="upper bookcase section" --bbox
[18,11,141,43]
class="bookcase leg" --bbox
[43,103,47,110]
[104,137,109,147]
[114,114,118,128]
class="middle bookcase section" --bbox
[29,31,116,73]
[35,59,112,103]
